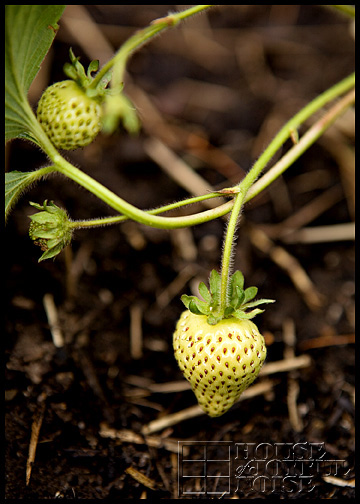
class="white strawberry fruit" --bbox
[173,270,274,417]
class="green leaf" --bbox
[5,5,65,143]
[5,166,56,221]
[5,170,39,220]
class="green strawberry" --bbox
[37,80,101,150]
[173,270,274,417]
[173,310,267,417]
[36,49,105,150]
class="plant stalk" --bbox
[90,5,213,91]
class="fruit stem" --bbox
[218,75,355,316]
[219,190,245,315]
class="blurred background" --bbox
[5,5,354,499]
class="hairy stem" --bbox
[219,190,246,315]
[216,75,355,314]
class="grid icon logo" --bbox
[178,441,232,497]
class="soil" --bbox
[5,6,355,500]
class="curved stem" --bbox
[245,88,355,202]
[55,157,234,229]
[238,72,355,195]
[69,192,224,229]
[31,71,353,232]
[66,86,354,235]
[90,5,213,91]
[217,77,355,314]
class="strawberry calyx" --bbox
[62,49,140,135]
[181,269,275,325]
[29,200,73,261]
[63,48,109,101]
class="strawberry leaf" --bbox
[5,5,65,143]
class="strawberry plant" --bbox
[5,5,355,418]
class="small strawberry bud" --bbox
[29,200,72,261]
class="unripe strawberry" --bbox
[173,311,267,417]
[173,270,274,417]
[37,80,101,150]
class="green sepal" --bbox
[230,270,244,292]
[224,306,234,318]
[87,59,100,78]
[209,269,221,306]
[233,308,265,320]
[198,282,211,303]
[230,286,245,310]
[243,286,258,303]
[207,313,223,325]
[180,294,194,309]
[189,299,204,315]
[28,200,72,262]
[241,298,276,310]
[101,93,141,135]
[63,49,104,101]
[181,295,209,316]
[180,268,275,325]
[63,48,96,88]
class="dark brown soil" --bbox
[5,6,355,499]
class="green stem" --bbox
[28,64,353,233]
[217,74,355,314]
[246,88,355,202]
[51,72,354,231]
[238,72,355,197]
[90,5,213,91]
[219,190,246,314]
[67,86,354,235]
[68,192,224,229]
[54,157,234,229]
